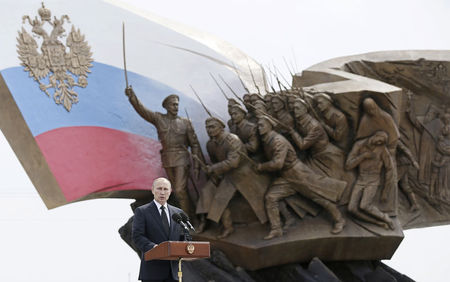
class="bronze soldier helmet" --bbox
[205,117,226,128]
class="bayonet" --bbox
[218,74,245,104]
[283,56,294,78]
[209,73,229,100]
[261,65,270,94]
[190,85,213,117]
[274,64,291,88]
[232,62,250,93]
[247,58,261,94]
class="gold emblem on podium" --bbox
[186,243,195,255]
[17,3,93,111]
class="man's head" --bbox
[152,177,172,205]
[227,98,240,115]
[230,105,246,124]
[314,93,333,112]
[293,98,308,118]
[243,94,252,111]
[253,100,268,116]
[257,116,276,135]
[162,94,179,116]
[227,98,240,108]
[362,98,379,117]
[250,93,264,104]
[205,117,225,138]
[369,130,388,146]
[271,96,286,112]
[264,93,274,104]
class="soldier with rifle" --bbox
[255,116,347,239]
[197,117,269,238]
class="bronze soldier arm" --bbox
[125,87,158,124]
[327,114,347,142]
[210,138,242,175]
[345,140,370,170]
[289,128,319,151]
[258,139,288,172]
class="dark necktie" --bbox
[160,206,170,236]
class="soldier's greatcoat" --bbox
[260,130,347,203]
[201,132,269,223]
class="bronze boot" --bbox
[217,209,234,239]
[264,228,283,240]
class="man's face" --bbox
[152,184,172,205]
[206,121,223,138]
[230,109,245,124]
[258,119,272,135]
[316,97,331,112]
[293,101,308,118]
[166,99,179,116]
[250,95,260,104]
[271,98,284,112]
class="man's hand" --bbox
[125,86,134,97]
[256,163,263,172]
[206,165,213,175]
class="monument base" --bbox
[194,209,403,271]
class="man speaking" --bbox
[132,177,185,282]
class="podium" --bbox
[144,241,210,261]
[144,241,210,282]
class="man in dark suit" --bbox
[132,177,185,282]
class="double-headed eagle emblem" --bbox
[17,3,93,111]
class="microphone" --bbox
[171,213,189,231]
[179,212,195,232]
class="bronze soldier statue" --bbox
[229,104,260,156]
[289,98,353,188]
[314,93,350,150]
[226,98,240,134]
[271,95,295,136]
[125,87,203,218]
[256,116,347,239]
[199,117,269,238]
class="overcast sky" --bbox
[1,0,450,281]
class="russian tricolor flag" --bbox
[0,0,264,208]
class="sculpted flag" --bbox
[0,0,264,208]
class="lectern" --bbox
[144,241,210,281]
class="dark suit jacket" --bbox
[132,201,184,281]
